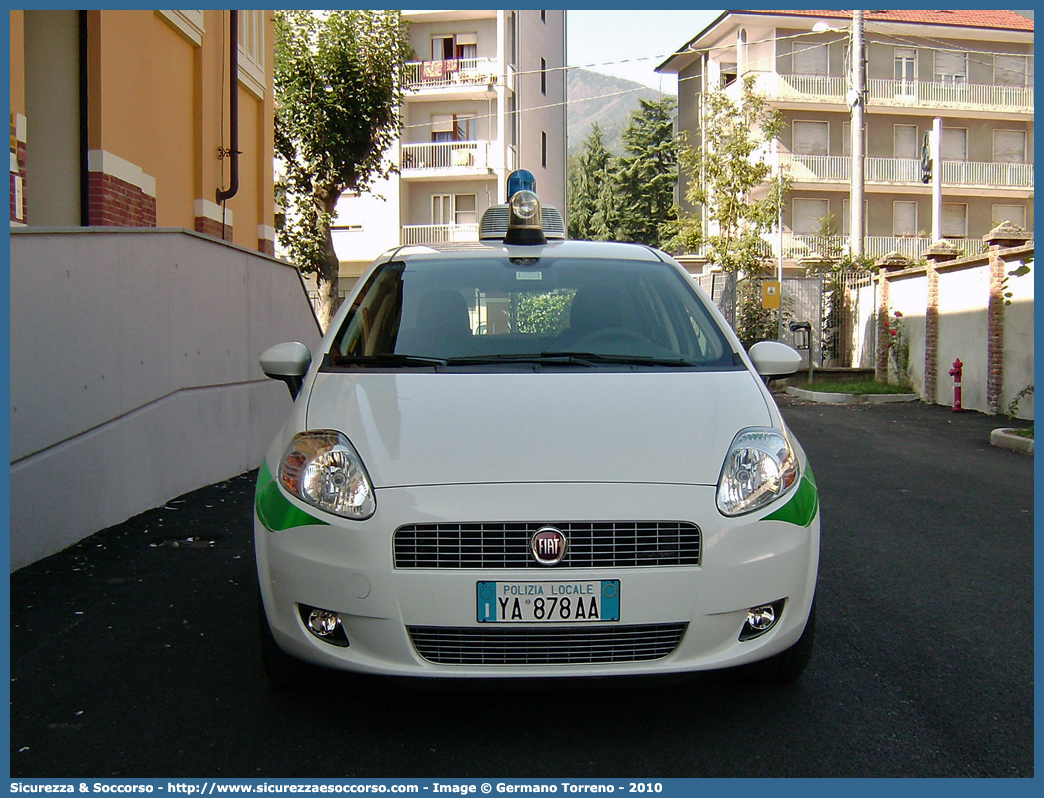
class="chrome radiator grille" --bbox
[394,522,701,569]
[407,623,687,666]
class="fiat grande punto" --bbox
[255,180,819,687]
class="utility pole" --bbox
[931,116,942,242]
[850,9,865,258]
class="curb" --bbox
[990,428,1034,455]
[785,386,919,404]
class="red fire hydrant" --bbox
[948,358,963,412]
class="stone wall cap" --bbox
[924,240,961,258]
[876,251,912,271]
[983,220,1032,244]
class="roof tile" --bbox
[748,9,1033,32]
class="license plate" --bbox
[476,580,620,623]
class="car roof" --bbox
[379,238,669,264]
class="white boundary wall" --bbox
[10,228,322,570]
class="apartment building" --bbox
[330,9,567,291]
[10,10,276,252]
[657,10,1033,266]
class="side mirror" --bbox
[260,341,312,398]
[748,340,801,379]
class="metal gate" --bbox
[695,273,737,328]
[821,270,876,367]
[780,277,825,367]
[697,270,875,369]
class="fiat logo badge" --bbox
[531,526,567,566]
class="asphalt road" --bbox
[9,396,1034,778]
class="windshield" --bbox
[328,256,737,369]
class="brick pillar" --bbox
[984,222,1032,414]
[86,151,157,227]
[921,241,960,404]
[874,252,911,382]
[194,199,233,242]
[258,224,276,256]
[10,112,27,225]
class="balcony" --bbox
[778,154,1033,192]
[404,58,505,97]
[765,232,989,262]
[400,223,479,247]
[400,141,492,177]
[761,233,986,262]
[752,71,1033,115]
[867,78,1033,115]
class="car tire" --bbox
[258,593,314,689]
[739,598,816,684]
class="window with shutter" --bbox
[793,198,830,235]
[941,128,967,162]
[993,130,1026,163]
[793,121,829,155]
[893,202,918,236]
[992,204,1026,228]
[794,42,828,75]
[894,125,918,159]
[455,195,477,225]
[995,55,1027,87]
[934,50,967,83]
[942,203,967,238]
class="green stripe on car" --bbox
[762,467,819,527]
[255,461,329,532]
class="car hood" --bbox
[303,370,774,488]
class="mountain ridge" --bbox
[567,68,672,155]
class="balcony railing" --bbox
[867,78,1033,113]
[400,141,490,173]
[764,232,989,262]
[778,153,1033,190]
[404,57,501,91]
[400,223,479,247]
[754,71,1033,113]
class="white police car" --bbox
[255,172,819,687]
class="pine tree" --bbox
[615,97,678,247]
[567,124,614,240]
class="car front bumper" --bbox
[255,478,819,679]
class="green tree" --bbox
[665,75,788,274]
[615,97,678,247]
[567,124,615,240]
[275,10,412,330]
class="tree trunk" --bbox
[313,193,344,333]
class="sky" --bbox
[566,8,724,92]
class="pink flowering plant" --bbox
[883,309,910,388]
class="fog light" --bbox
[739,599,785,641]
[307,610,340,637]
[298,605,350,647]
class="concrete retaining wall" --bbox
[9,228,322,570]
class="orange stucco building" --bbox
[10,9,275,254]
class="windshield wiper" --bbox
[330,353,447,369]
[442,352,700,368]
[443,353,598,367]
[555,352,701,368]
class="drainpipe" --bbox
[216,10,239,206]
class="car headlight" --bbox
[278,430,376,520]
[716,428,798,517]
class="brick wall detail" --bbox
[10,112,27,224]
[88,171,157,228]
[195,215,233,241]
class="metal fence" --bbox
[696,270,875,369]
